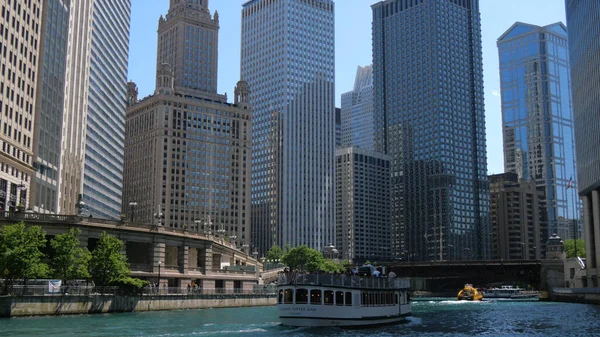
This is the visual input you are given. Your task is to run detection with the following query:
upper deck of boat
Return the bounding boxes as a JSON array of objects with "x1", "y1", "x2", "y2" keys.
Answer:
[{"x1": 277, "y1": 272, "x2": 410, "y2": 290}]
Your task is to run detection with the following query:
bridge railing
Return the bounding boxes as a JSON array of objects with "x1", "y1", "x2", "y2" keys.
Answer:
[{"x1": 0, "y1": 212, "x2": 80, "y2": 223}]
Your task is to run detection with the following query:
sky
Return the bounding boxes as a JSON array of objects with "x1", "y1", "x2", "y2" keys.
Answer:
[{"x1": 128, "y1": 0, "x2": 567, "y2": 176}]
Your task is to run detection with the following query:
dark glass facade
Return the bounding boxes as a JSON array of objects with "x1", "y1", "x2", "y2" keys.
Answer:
[{"x1": 372, "y1": 0, "x2": 490, "y2": 261}]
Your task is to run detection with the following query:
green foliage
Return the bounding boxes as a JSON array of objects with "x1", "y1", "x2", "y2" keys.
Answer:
[
  {"x1": 321, "y1": 259, "x2": 345, "y2": 273},
  {"x1": 265, "y1": 245, "x2": 284, "y2": 261},
  {"x1": 0, "y1": 223, "x2": 49, "y2": 290},
  {"x1": 89, "y1": 232, "x2": 130, "y2": 286},
  {"x1": 282, "y1": 246, "x2": 325, "y2": 272},
  {"x1": 111, "y1": 276, "x2": 149, "y2": 296},
  {"x1": 564, "y1": 239, "x2": 586, "y2": 258},
  {"x1": 50, "y1": 228, "x2": 91, "y2": 283}
]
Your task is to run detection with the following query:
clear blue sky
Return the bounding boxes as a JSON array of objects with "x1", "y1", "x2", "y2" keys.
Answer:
[{"x1": 128, "y1": 0, "x2": 567, "y2": 175}]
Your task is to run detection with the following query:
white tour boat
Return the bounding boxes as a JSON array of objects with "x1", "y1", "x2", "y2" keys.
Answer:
[
  {"x1": 277, "y1": 266, "x2": 411, "y2": 328},
  {"x1": 482, "y1": 285, "x2": 539, "y2": 300}
]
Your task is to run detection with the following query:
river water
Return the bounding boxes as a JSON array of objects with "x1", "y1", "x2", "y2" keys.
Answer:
[{"x1": 2, "y1": 299, "x2": 600, "y2": 336}]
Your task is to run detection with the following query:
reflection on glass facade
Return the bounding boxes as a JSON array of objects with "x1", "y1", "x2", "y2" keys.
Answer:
[
  {"x1": 372, "y1": 0, "x2": 490, "y2": 261},
  {"x1": 498, "y1": 22, "x2": 580, "y2": 239},
  {"x1": 242, "y1": 0, "x2": 336, "y2": 256},
  {"x1": 341, "y1": 65, "x2": 374, "y2": 151},
  {"x1": 565, "y1": 0, "x2": 600, "y2": 280},
  {"x1": 33, "y1": 0, "x2": 70, "y2": 213},
  {"x1": 83, "y1": 0, "x2": 131, "y2": 219}
]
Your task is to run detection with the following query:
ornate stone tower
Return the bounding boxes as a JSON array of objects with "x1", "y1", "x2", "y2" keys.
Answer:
[
  {"x1": 155, "y1": 63, "x2": 174, "y2": 95},
  {"x1": 157, "y1": 0, "x2": 219, "y2": 93},
  {"x1": 127, "y1": 81, "x2": 139, "y2": 106},
  {"x1": 234, "y1": 80, "x2": 250, "y2": 106}
]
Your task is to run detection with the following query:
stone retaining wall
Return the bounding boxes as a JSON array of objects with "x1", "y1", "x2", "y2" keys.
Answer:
[{"x1": 0, "y1": 294, "x2": 277, "y2": 317}]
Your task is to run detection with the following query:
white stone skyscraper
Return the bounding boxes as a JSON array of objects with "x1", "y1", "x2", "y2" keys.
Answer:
[
  {"x1": 242, "y1": 0, "x2": 336, "y2": 255},
  {"x1": 80, "y1": 0, "x2": 131, "y2": 219},
  {"x1": 123, "y1": 0, "x2": 252, "y2": 245}
]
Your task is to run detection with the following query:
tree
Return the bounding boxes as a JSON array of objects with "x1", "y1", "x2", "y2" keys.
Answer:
[
  {"x1": 265, "y1": 245, "x2": 284, "y2": 261},
  {"x1": 50, "y1": 228, "x2": 91, "y2": 285},
  {"x1": 282, "y1": 246, "x2": 325, "y2": 272},
  {"x1": 564, "y1": 239, "x2": 586, "y2": 258},
  {"x1": 0, "y1": 223, "x2": 48, "y2": 292},
  {"x1": 89, "y1": 232, "x2": 129, "y2": 286},
  {"x1": 321, "y1": 259, "x2": 345, "y2": 273}
]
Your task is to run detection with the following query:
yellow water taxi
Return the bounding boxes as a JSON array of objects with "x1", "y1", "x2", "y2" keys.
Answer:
[{"x1": 457, "y1": 284, "x2": 483, "y2": 301}]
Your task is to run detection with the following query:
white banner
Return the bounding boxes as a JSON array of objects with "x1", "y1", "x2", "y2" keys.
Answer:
[{"x1": 48, "y1": 280, "x2": 62, "y2": 293}]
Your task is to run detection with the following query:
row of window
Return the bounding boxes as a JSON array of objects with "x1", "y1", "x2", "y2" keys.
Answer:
[{"x1": 278, "y1": 288, "x2": 401, "y2": 307}]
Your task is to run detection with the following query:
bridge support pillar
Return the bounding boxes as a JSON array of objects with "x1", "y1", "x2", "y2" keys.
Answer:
[
  {"x1": 153, "y1": 238, "x2": 166, "y2": 280},
  {"x1": 179, "y1": 244, "x2": 189, "y2": 274},
  {"x1": 201, "y1": 244, "x2": 213, "y2": 273},
  {"x1": 78, "y1": 228, "x2": 89, "y2": 248}
]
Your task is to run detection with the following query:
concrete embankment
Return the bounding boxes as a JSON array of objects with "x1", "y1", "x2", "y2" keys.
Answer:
[
  {"x1": 546, "y1": 288, "x2": 600, "y2": 305},
  {"x1": 0, "y1": 294, "x2": 277, "y2": 317}
]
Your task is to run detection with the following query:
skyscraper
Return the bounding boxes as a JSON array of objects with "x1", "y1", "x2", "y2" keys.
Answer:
[
  {"x1": 340, "y1": 65, "x2": 374, "y2": 151},
  {"x1": 565, "y1": 0, "x2": 600, "y2": 286},
  {"x1": 336, "y1": 147, "x2": 390, "y2": 262},
  {"x1": 489, "y1": 173, "x2": 544, "y2": 260},
  {"x1": 123, "y1": 0, "x2": 252, "y2": 246},
  {"x1": 0, "y1": 0, "x2": 44, "y2": 212},
  {"x1": 242, "y1": 0, "x2": 336, "y2": 256},
  {"x1": 32, "y1": 0, "x2": 70, "y2": 214},
  {"x1": 81, "y1": 0, "x2": 131, "y2": 219},
  {"x1": 56, "y1": 0, "x2": 93, "y2": 216},
  {"x1": 497, "y1": 22, "x2": 580, "y2": 240},
  {"x1": 372, "y1": 0, "x2": 490, "y2": 261}
]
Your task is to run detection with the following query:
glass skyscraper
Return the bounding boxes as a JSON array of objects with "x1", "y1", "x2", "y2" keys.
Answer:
[
  {"x1": 565, "y1": 0, "x2": 600, "y2": 286},
  {"x1": 372, "y1": 0, "x2": 490, "y2": 261},
  {"x1": 340, "y1": 65, "x2": 375, "y2": 151},
  {"x1": 242, "y1": 0, "x2": 336, "y2": 256},
  {"x1": 83, "y1": 0, "x2": 131, "y2": 219},
  {"x1": 498, "y1": 22, "x2": 580, "y2": 240}
]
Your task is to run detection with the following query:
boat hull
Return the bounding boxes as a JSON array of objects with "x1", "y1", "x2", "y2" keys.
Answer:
[
  {"x1": 280, "y1": 313, "x2": 411, "y2": 328},
  {"x1": 482, "y1": 294, "x2": 539, "y2": 301}
]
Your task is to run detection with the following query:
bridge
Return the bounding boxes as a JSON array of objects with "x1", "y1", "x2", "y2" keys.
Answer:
[
  {"x1": 0, "y1": 212, "x2": 263, "y2": 292},
  {"x1": 386, "y1": 259, "x2": 564, "y2": 293}
]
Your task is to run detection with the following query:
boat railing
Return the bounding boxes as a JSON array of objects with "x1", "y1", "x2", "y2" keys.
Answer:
[{"x1": 277, "y1": 272, "x2": 409, "y2": 289}]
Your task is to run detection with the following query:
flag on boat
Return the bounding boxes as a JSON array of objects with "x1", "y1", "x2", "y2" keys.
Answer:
[{"x1": 566, "y1": 177, "x2": 573, "y2": 190}]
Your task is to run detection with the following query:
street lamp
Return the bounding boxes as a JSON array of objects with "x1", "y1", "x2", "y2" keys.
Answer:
[
  {"x1": 157, "y1": 261, "x2": 162, "y2": 291},
  {"x1": 128, "y1": 201, "x2": 138, "y2": 222}
]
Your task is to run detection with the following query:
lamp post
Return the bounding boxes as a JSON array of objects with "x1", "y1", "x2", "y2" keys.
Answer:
[
  {"x1": 194, "y1": 219, "x2": 202, "y2": 233},
  {"x1": 128, "y1": 201, "x2": 138, "y2": 222},
  {"x1": 157, "y1": 261, "x2": 162, "y2": 291}
]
